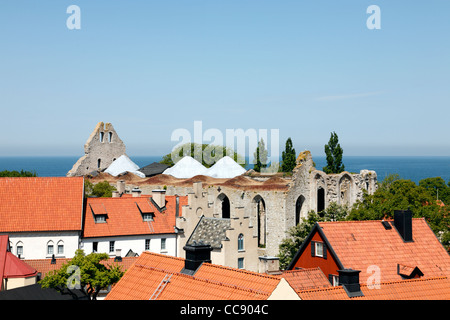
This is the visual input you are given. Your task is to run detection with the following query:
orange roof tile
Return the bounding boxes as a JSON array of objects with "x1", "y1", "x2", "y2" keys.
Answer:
[
  {"x1": 297, "y1": 277, "x2": 450, "y2": 300},
  {"x1": 105, "y1": 251, "x2": 281, "y2": 300},
  {"x1": 282, "y1": 268, "x2": 332, "y2": 292},
  {"x1": 317, "y1": 219, "x2": 450, "y2": 282},
  {"x1": 0, "y1": 177, "x2": 84, "y2": 232},
  {"x1": 83, "y1": 195, "x2": 188, "y2": 238}
]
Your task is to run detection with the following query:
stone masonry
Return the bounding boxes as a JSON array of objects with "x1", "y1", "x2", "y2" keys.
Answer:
[{"x1": 67, "y1": 122, "x2": 126, "y2": 177}]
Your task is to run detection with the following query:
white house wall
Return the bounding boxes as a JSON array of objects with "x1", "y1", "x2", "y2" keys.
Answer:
[
  {"x1": 6, "y1": 231, "x2": 80, "y2": 260},
  {"x1": 81, "y1": 234, "x2": 177, "y2": 257}
]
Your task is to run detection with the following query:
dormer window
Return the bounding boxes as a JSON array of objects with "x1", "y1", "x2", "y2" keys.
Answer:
[
  {"x1": 95, "y1": 214, "x2": 107, "y2": 223},
  {"x1": 142, "y1": 213, "x2": 154, "y2": 222}
]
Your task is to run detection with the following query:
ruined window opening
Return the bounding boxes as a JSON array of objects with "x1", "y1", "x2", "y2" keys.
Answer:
[
  {"x1": 108, "y1": 132, "x2": 113, "y2": 143},
  {"x1": 317, "y1": 187, "x2": 325, "y2": 214},
  {"x1": 295, "y1": 195, "x2": 305, "y2": 225},
  {"x1": 253, "y1": 195, "x2": 266, "y2": 248},
  {"x1": 100, "y1": 132, "x2": 104, "y2": 143},
  {"x1": 97, "y1": 158, "x2": 101, "y2": 169},
  {"x1": 222, "y1": 196, "x2": 230, "y2": 218}
]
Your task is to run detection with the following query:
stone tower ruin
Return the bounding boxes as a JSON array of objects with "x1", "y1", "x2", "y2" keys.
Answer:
[{"x1": 67, "y1": 122, "x2": 126, "y2": 177}]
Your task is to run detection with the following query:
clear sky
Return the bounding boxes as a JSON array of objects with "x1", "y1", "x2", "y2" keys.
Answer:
[{"x1": 1, "y1": 1, "x2": 449, "y2": 157}]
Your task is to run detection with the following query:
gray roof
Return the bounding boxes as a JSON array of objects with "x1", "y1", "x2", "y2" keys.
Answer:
[
  {"x1": 138, "y1": 162, "x2": 170, "y2": 177},
  {"x1": 187, "y1": 216, "x2": 231, "y2": 249}
]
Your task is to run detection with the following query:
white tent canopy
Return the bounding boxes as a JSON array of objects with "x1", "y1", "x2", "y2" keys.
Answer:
[
  {"x1": 205, "y1": 156, "x2": 246, "y2": 178},
  {"x1": 162, "y1": 156, "x2": 208, "y2": 178},
  {"x1": 105, "y1": 154, "x2": 145, "y2": 178},
  {"x1": 163, "y1": 156, "x2": 246, "y2": 179}
]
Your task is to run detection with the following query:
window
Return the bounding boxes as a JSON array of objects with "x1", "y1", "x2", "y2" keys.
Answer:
[
  {"x1": 161, "y1": 238, "x2": 166, "y2": 251},
  {"x1": 97, "y1": 158, "x2": 102, "y2": 169},
  {"x1": 143, "y1": 213, "x2": 153, "y2": 222},
  {"x1": 100, "y1": 132, "x2": 104, "y2": 142},
  {"x1": 315, "y1": 242, "x2": 324, "y2": 257},
  {"x1": 109, "y1": 241, "x2": 115, "y2": 253},
  {"x1": 332, "y1": 275, "x2": 339, "y2": 287},
  {"x1": 238, "y1": 258, "x2": 244, "y2": 269},
  {"x1": 108, "y1": 132, "x2": 113, "y2": 143},
  {"x1": 95, "y1": 214, "x2": 107, "y2": 223},
  {"x1": 311, "y1": 241, "x2": 327, "y2": 259},
  {"x1": 16, "y1": 244, "x2": 23, "y2": 258},
  {"x1": 47, "y1": 243, "x2": 54, "y2": 255},
  {"x1": 238, "y1": 234, "x2": 244, "y2": 251},
  {"x1": 57, "y1": 241, "x2": 64, "y2": 255},
  {"x1": 93, "y1": 242, "x2": 98, "y2": 253},
  {"x1": 145, "y1": 239, "x2": 150, "y2": 251}
]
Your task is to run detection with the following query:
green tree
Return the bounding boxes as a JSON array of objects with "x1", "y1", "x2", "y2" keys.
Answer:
[
  {"x1": 281, "y1": 137, "x2": 296, "y2": 173},
  {"x1": 159, "y1": 143, "x2": 246, "y2": 168},
  {"x1": 253, "y1": 138, "x2": 268, "y2": 173},
  {"x1": 323, "y1": 132, "x2": 344, "y2": 174},
  {"x1": 0, "y1": 169, "x2": 37, "y2": 177},
  {"x1": 85, "y1": 181, "x2": 116, "y2": 198},
  {"x1": 278, "y1": 211, "x2": 320, "y2": 269},
  {"x1": 419, "y1": 177, "x2": 450, "y2": 205},
  {"x1": 39, "y1": 249, "x2": 124, "y2": 300}
]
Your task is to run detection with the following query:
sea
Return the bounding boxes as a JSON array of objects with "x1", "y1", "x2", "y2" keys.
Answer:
[{"x1": 1, "y1": 156, "x2": 450, "y2": 184}]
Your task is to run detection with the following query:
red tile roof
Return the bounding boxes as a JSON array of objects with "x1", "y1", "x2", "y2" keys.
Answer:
[
  {"x1": 297, "y1": 276, "x2": 450, "y2": 300},
  {"x1": 282, "y1": 268, "x2": 332, "y2": 292},
  {"x1": 0, "y1": 177, "x2": 84, "y2": 232},
  {"x1": 317, "y1": 218, "x2": 450, "y2": 282},
  {"x1": 105, "y1": 251, "x2": 281, "y2": 300},
  {"x1": 83, "y1": 195, "x2": 188, "y2": 238},
  {"x1": 0, "y1": 235, "x2": 37, "y2": 287}
]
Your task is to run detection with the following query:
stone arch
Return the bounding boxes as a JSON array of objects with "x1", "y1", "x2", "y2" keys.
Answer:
[
  {"x1": 295, "y1": 195, "x2": 306, "y2": 225},
  {"x1": 339, "y1": 173, "x2": 353, "y2": 206},
  {"x1": 252, "y1": 195, "x2": 266, "y2": 248},
  {"x1": 217, "y1": 193, "x2": 230, "y2": 219}
]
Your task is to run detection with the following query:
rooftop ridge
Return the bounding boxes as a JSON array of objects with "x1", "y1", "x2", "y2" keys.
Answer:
[
  {"x1": 200, "y1": 261, "x2": 281, "y2": 281},
  {"x1": 134, "y1": 263, "x2": 272, "y2": 297},
  {"x1": 318, "y1": 217, "x2": 425, "y2": 224},
  {"x1": 298, "y1": 276, "x2": 449, "y2": 295}
]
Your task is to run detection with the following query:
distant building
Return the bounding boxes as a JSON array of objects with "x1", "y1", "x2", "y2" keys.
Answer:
[{"x1": 67, "y1": 122, "x2": 126, "y2": 177}]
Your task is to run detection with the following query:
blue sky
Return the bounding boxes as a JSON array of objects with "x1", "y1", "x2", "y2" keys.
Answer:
[{"x1": 1, "y1": 1, "x2": 449, "y2": 157}]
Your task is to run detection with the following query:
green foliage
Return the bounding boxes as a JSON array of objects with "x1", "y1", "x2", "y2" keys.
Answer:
[
  {"x1": 0, "y1": 169, "x2": 37, "y2": 177},
  {"x1": 323, "y1": 132, "x2": 345, "y2": 174},
  {"x1": 281, "y1": 137, "x2": 296, "y2": 173},
  {"x1": 253, "y1": 138, "x2": 268, "y2": 173},
  {"x1": 85, "y1": 180, "x2": 116, "y2": 198},
  {"x1": 159, "y1": 143, "x2": 246, "y2": 168},
  {"x1": 39, "y1": 249, "x2": 124, "y2": 300}
]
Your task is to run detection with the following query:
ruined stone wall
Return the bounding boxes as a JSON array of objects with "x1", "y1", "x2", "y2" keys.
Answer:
[{"x1": 67, "y1": 122, "x2": 126, "y2": 177}]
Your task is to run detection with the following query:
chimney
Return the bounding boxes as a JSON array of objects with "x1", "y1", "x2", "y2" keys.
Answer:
[
  {"x1": 112, "y1": 190, "x2": 120, "y2": 198},
  {"x1": 152, "y1": 189, "x2": 166, "y2": 208},
  {"x1": 114, "y1": 249, "x2": 122, "y2": 262},
  {"x1": 258, "y1": 256, "x2": 281, "y2": 275},
  {"x1": 132, "y1": 187, "x2": 141, "y2": 197},
  {"x1": 338, "y1": 269, "x2": 364, "y2": 298},
  {"x1": 181, "y1": 241, "x2": 212, "y2": 275},
  {"x1": 394, "y1": 209, "x2": 413, "y2": 242},
  {"x1": 117, "y1": 180, "x2": 125, "y2": 195}
]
